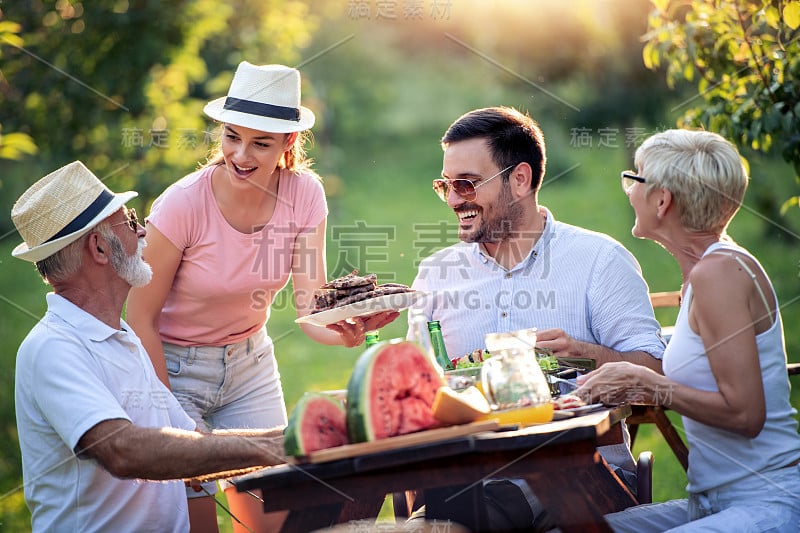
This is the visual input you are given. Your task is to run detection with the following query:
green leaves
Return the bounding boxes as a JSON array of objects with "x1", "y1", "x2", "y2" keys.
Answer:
[
  {"x1": 644, "y1": 0, "x2": 800, "y2": 207},
  {"x1": 0, "y1": 22, "x2": 36, "y2": 160},
  {"x1": 0, "y1": 21, "x2": 23, "y2": 48},
  {"x1": 784, "y1": 1, "x2": 800, "y2": 29},
  {"x1": 0, "y1": 0, "x2": 318, "y2": 205},
  {"x1": 0, "y1": 130, "x2": 38, "y2": 160}
]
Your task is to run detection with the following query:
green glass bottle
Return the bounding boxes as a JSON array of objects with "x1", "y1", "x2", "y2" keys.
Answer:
[
  {"x1": 427, "y1": 320, "x2": 454, "y2": 371},
  {"x1": 365, "y1": 330, "x2": 380, "y2": 347},
  {"x1": 409, "y1": 309, "x2": 440, "y2": 374}
]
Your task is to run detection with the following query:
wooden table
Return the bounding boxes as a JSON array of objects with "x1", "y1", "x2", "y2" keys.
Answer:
[{"x1": 234, "y1": 405, "x2": 635, "y2": 532}]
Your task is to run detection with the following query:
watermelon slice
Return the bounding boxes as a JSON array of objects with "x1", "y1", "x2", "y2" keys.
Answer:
[
  {"x1": 284, "y1": 392, "x2": 348, "y2": 456},
  {"x1": 346, "y1": 340, "x2": 445, "y2": 443}
]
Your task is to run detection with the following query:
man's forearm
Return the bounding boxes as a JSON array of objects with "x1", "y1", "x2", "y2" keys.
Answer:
[
  {"x1": 132, "y1": 426, "x2": 286, "y2": 480},
  {"x1": 577, "y1": 342, "x2": 663, "y2": 373},
  {"x1": 82, "y1": 420, "x2": 286, "y2": 480}
]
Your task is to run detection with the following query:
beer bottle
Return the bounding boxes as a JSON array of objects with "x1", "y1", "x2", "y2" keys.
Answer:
[
  {"x1": 409, "y1": 308, "x2": 441, "y2": 374},
  {"x1": 427, "y1": 320, "x2": 454, "y2": 371},
  {"x1": 365, "y1": 330, "x2": 380, "y2": 347}
]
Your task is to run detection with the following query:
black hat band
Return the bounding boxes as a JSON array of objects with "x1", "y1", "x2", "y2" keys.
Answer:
[
  {"x1": 223, "y1": 97, "x2": 300, "y2": 122},
  {"x1": 45, "y1": 189, "x2": 114, "y2": 243}
]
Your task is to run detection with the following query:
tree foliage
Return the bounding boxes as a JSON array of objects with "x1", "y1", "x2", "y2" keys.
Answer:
[
  {"x1": 0, "y1": 20, "x2": 37, "y2": 160},
  {"x1": 643, "y1": 0, "x2": 800, "y2": 211},
  {"x1": 0, "y1": 0, "x2": 316, "y2": 212}
]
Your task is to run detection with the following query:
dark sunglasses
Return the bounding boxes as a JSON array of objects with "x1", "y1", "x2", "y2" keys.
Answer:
[
  {"x1": 111, "y1": 208, "x2": 139, "y2": 232},
  {"x1": 621, "y1": 171, "x2": 646, "y2": 192},
  {"x1": 432, "y1": 164, "x2": 516, "y2": 202}
]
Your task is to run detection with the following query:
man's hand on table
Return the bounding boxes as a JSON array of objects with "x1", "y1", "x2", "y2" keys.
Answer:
[
  {"x1": 535, "y1": 328, "x2": 587, "y2": 357},
  {"x1": 537, "y1": 328, "x2": 662, "y2": 372}
]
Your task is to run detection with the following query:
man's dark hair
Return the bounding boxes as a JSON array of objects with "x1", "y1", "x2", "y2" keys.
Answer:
[{"x1": 441, "y1": 107, "x2": 546, "y2": 190}]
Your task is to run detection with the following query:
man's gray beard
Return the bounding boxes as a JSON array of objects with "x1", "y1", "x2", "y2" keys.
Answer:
[{"x1": 108, "y1": 236, "x2": 153, "y2": 288}]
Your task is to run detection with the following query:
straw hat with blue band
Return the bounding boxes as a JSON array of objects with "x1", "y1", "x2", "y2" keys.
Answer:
[
  {"x1": 203, "y1": 62, "x2": 315, "y2": 133},
  {"x1": 11, "y1": 161, "x2": 137, "y2": 263}
]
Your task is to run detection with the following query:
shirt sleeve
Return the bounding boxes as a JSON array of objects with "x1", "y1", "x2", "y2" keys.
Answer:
[
  {"x1": 293, "y1": 171, "x2": 328, "y2": 232},
  {"x1": 31, "y1": 334, "x2": 132, "y2": 453},
  {"x1": 147, "y1": 170, "x2": 205, "y2": 251},
  {"x1": 587, "y1": 243, "x2": 666, "y2": 358}
]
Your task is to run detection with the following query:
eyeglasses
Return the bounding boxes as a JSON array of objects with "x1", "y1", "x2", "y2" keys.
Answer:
[
  {"x1": 621, "y1": 171, "x2": 646, "y2": 192},
  {"x1": 111, "y1": 208, "x2": 139, "y2": 232},
  {"x1": 432, "y1": 164, "x2": 516, "y2": 202}
]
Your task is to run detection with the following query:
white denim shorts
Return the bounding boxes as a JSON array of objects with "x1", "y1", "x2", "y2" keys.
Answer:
[{"x1": 163, "y1": 328, "x2": 287, "y2": 497}]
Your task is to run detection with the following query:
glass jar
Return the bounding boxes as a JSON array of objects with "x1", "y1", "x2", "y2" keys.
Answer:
[
  {"x1": 481, "y1": 330, "x2": 553, "y2": 425},
  {"x1": 484, "y1": 328, "x2": 538, "y2": 354}
]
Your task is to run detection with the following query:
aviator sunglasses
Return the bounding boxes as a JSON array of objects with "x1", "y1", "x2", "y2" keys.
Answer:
[
  {"x1": 432, "y1": 164, "x2": 516, "y2": 202},
  {"x1": 111, "y1": 208, "x2": 139, "y2": 232}
]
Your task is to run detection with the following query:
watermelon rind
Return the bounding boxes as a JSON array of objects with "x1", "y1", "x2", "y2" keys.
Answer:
[
  {"x1": 284, "y1": 392, "x2": 347, "y2": 456},
  {"x1": 346, "y1": 339, "x2": 444, "y2": 443},
  {"x1": 345, "y1": 342, "x2": 383, "y2": 443}
]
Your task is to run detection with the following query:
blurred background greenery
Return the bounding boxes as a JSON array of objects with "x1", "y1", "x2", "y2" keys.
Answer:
[{"x1": 1, "y1": 1, "x2": 799, "y2": 530}]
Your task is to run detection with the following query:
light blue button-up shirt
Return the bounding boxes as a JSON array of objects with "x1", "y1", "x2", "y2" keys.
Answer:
[
  {"x1": 410, "y1": 208, "x2": 665, "y2": 361},
  {"x1": 409, "y1": 207, "x2": 665, "y2": 475}
]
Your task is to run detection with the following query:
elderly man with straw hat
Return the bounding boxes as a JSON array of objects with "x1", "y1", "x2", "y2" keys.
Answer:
[{"x1": 11, "y1": 161, "x2": 286, "y2": 533}]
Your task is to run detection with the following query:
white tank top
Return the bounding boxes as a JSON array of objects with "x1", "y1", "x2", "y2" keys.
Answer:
[{"x1": 662, "y1": 241, "x2": 800, "y2": 493}]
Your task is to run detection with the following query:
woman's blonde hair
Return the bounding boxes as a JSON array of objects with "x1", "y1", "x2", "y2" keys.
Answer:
[{"x1": 634, "y1": 129, "x2": 748, "y2": 234}]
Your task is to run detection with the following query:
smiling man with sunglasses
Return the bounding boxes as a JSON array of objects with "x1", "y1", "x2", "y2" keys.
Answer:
[{"x1": 408, "y1": 107, "x2": 666, "y2": 531}]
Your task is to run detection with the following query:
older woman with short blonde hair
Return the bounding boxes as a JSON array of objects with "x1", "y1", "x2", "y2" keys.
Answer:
[{"x1": 578, "y1": 129, "x2": 800, "y2": 532}]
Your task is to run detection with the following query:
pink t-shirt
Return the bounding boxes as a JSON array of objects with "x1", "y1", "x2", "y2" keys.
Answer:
[{"x1": 148, "y1": 165, "x2": 328, "y2": 346}]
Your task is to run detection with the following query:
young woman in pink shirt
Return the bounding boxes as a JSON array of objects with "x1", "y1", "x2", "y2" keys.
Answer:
[{"x1": 127, "y1": 62, "x2": 396, "y2": 533}]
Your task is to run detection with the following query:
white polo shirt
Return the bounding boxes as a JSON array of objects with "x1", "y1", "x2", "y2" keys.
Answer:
[{"x1": 15, "y1": 293, "x2": 195, "y2": 533}]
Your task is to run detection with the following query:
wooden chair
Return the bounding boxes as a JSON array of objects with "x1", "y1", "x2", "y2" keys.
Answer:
[
  {"x1": 392, "y1": 489, "x2": 421, "y2": 519},
  {"x1": 636, "y1": 450, "x2": 654, "y2": 504},
  {"x1": 650, "y1": 290, "x2": 680, "y2": 342},
  {"x1": 628, "y1": 405, "x2": 689, "y2": 472},
  {"x1": 649, "y1": 290, "x2": 681, "y2": 309}
]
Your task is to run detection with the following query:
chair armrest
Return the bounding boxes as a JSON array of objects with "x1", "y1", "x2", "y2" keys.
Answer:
[{"x1": 636, "y1": 451, "x2": 654, "y2": 504}]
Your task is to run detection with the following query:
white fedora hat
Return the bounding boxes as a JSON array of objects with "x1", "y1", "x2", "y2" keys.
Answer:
[
  {"x1": 203, "y1": 62, "x2": 315, "y2": 133},
  {"x1": 11, "y1": 161, "x2": 137, "y2": 263}
]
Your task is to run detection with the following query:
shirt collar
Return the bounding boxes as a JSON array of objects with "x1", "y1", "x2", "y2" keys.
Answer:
[
  {"x1": 474, "y1": 206, "x2": 555, "y2": 270},
  {"x1": 45, "y1": 292, "x2": 123, "y2": 342}
]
